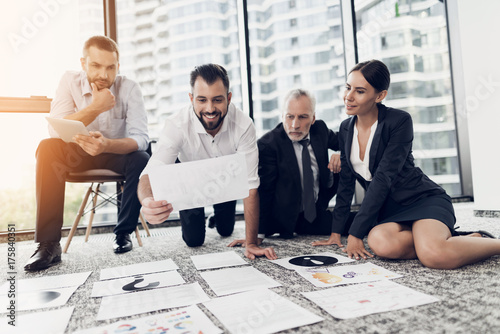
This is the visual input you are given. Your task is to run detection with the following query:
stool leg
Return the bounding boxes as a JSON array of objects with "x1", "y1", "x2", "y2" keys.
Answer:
[
  {"x1": 135, "y1": 227, "x2": 143, "y2": 247},
  {"x1": 63, "y1": 184, "x2": 93, "y2": 253},
  {"x1": 139, "y1": 212, "x2": 151, "y2": 237},
  {"x1": 84, "y1": 183, "x2": 100, "y2": 242}
]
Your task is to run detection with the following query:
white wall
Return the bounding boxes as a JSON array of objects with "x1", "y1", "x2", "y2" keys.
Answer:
[{"x1": 455, "y1": 0, "x2": 500, "y2": 212}]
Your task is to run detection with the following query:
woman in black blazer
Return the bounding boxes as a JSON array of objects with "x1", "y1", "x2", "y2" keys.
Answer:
[{"x1": 313, "y1": 60, "x2": 500, "y2": 269}]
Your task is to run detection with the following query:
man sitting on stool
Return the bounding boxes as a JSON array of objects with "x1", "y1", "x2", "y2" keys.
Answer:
[{"x1": 25, "y1": 36, "x2": 149, "y2": 272}]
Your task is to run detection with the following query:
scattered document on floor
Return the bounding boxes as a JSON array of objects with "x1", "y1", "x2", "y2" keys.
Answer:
[
  {"x1": 91, "y1": 271, "x2": 185, "y2": 297},
  {"x1": 0, "y1": 286, "x2": 79, "y2": 312},
  {"x1": 191, "y1": 250, "x2": 248, "y2": 270},
  {"x1": 75, "y1": 305, "x2": 222, "y2": 334},
  {"x1": 96, "y1": 282, "x2": 210, "y2": 320},
  {"x1": 269, "y1": 252, "x2": 354, "y2": 270},
  {"x1": 148, "y1": 153, "x2": 249, "y2": 212},
  {"x1": 99, "y1": 259, "x2": 179, "y2": 280},
  {"x1": 203, "y1": 288, "x2": 323, "y2": 334},
  {"x1": 200, "y1": 266, "x2": 281, "y2": 296},
  {"x1": 302, "y1": 280, "x2": 439, "y2": 319},
  {"x1": 0, "y1": 271, "x2": 91, "y2": 293},
  {"x1": 296, "y1": 262, "x2": 402, "y2": 288},
  {"x1": 0, "y1": 272, "x2": 90, "y2": 313},
  {"x1": 0, "y1": 307, "x2": 74, "y2": 334}
]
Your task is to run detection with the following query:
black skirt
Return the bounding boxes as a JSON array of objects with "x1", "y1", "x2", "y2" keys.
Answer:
[{"x1": 376, "y1": 192, "x2": 456, "y2": 234}]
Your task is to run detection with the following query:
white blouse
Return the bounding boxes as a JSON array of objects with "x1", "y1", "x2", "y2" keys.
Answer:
[{"x1": 351, "y1": 120, "x2": 378, "y2": 181}]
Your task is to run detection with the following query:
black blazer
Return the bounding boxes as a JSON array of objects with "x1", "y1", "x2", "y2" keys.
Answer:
[
  {"x1": 331, "y1": 104, "x2": 444, "y2": 238},
  {"x1": 258, "y1": 120, "x2": 339, "y2": 236}
]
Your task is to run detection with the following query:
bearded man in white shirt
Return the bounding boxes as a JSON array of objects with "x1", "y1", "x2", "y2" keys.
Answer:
[
  {"x1": 138, "y1": 63, "x2": 276, "y2": 260},
  {"x1": 25, "y1": 36, "x2": 150, "y2": 272}
]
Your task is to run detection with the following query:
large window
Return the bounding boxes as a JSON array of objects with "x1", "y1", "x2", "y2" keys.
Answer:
[
  {"x1": 115, "y1": 0, "x2": 244, "y2": 217},
  {"x1": 247, "y1": 0, "x2": 346, "y2": 137},
  {"x1": 116, "y1": 0, "x2": 243, "y2": 139},
  {"x1": 354, "y1": 0, "x2": 460, "y2": 195},
  {"x1": 0, "y1": 0, "x2": 468, "y2": 232},
  {"x1": 115, "y1": 0, "x2": 345, "y2": 137},
  {"x1": 0, "y1": 0, "x2": 104, "y2": 231}
]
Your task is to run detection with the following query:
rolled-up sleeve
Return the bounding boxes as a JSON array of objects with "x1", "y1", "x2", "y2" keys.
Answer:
[
  {"x1": 125, "y1": 82, "x2": 149, "y2": 152},
  {"x1": 238, "y1": 122, "x2": 260, "y2": 189},
  {"x1": 140, "y1": 118, "x2": 181, "y2": 177},
  {"x1": 48, "y1": 72, "x2": 77, "y2": 137}
]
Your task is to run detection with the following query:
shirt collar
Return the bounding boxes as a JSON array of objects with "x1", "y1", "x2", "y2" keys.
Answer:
[
  {"x1": 292, "y1": 133, "x2": 311, "y2": 144},
  {"x1": 218, "y1": 105, "x2": 231, "y2": 134},
  {"x1": 80, "y1": 72, "x2": 92, "y2": 97},
  {"x1": 190, "y1": 105, "x2": 207, "y2": 134}
]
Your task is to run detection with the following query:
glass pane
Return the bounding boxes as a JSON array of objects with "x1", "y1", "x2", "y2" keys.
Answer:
[
  {"x1": 0, "y1": 1, "x2": 104, "y2": 232},
  {"x1": 115, "y1": 0, "x2": 243, "y2": 215},
  {"x1": 247, "y1": 0, "x2": 346, "y2": 137},
  {"x1": 116, "y1": 0, "x2": 242, "y2": 140},
  {"x1": 354, "y1": 0, "x2": 461, "y2": 195}
]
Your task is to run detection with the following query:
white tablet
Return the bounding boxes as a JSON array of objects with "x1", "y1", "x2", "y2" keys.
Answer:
[{"x1": 46, "y1": 117, "x2": 90, "y2": 143}]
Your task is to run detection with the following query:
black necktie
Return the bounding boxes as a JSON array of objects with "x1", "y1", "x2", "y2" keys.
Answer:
[{"x1": 299, "y1": 139, "x2": 316, "y2": 223}]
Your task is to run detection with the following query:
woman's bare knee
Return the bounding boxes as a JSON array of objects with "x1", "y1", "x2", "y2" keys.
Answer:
[
  {"x1": 415, "y1": 242, "x2": 460, "y2": 269},
  {"x1": 368, "y1": 224, "x2": 416, "y2": 260},
  {"x1": 412, "y1": 219, "x2": 462, "y2": 269},
  {"x1": 367, "y1": 228, "x2": 399, "y2": 258}
]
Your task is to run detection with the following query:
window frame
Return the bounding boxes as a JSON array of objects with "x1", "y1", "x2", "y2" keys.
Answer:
[
  {"x1": 105, "y1": 1, "x2": 468, "y2": 158},
  {"x1": 0, "y1": 0, "x2": 473, "y2": 233}
]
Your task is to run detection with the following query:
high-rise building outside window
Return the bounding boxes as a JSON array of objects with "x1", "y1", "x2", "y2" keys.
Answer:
[
  {"x1": 0, "y1": 0, "x2": 467, "y2": 232},
  {"x1": 247, "y1": 0, "x2": 346, "y2": 137},
  {"x1": 354, "y1": 0, "x2": 461, "y2": 195},
  {"x1": 116, "y1": 0, "x2": 346, "y2": 138},
  {"x1": 116, "y1": 0, "x2": 242, "y2": 139},
  {"x1": 116, "y1": 0, "x2": 244, "y2": 216}
]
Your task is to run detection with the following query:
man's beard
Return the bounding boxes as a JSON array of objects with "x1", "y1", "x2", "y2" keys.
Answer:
[
  {"x1": 88, "y1": 77, "x2": 113, "y2": 89},
  {"x1": 195, "y1": 107, "x2": 228, "y2": 131}
]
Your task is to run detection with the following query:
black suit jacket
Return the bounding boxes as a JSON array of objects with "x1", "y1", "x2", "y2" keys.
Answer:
[
  {"x1": 258, "y1": 120, "x2": 339, "y2": 236},
  {"x1": 331, "y1": 104, "x2": 444, "y2": 238}
]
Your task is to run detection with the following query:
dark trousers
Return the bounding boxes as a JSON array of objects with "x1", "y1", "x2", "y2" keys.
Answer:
[
  {"x1": 180, "y1": 200, "x2": 236, "y2": 247},
  {"x1": 295, "y1": 210, "x2": 357, "y2": 236},
  {"x1": 261, "y1": 209, "x2": 357, "y2": 238},
  {"x1": 295, "y1": 210, "x2": 334, "y2": 236},
  {"x1": 35, "y1": 138, "x2": 149, "y2": 242}
]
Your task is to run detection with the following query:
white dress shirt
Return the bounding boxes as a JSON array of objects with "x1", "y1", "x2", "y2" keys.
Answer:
[
  {"x1": 49, "y1": 71, "x2": 149, "y2": 151},
  {"x1": 142, "y1": 103, "x2": 260, "y2": 189},
  {"x1": 351, "y1": 120, "x2": 378, "y2": 181}
]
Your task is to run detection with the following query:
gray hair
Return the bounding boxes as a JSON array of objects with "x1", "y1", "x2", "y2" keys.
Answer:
[{"x1": 283, "y1": 88, "x2": 316, "y2": 114}]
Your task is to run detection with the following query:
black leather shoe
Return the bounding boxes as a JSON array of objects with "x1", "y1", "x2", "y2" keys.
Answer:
[
  {"x1": 24, "y1": 241, "x2": 62, "y2": 272},
  {"x1": 113, "y1": 233, "x2": 133, "y2": 254},
  {"x1": 455, "y1": 229, "x2": 496, "y2": 238},
  {"x1": 477, "y1": 230, "x2": 496, "y2": 238}
]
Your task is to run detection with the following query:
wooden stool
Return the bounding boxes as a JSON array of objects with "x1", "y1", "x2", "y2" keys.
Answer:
[{"x1": 63, "y1": 169, "x2": 151, "y2": 253}]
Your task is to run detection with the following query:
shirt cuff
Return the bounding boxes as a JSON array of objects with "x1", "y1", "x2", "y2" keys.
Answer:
[
  {"x1": 129, "y1": 134, "x2": 149, "y2": 152},
  {"x1": 248, "y1": 177, "x2": 260, "y2": 189}
]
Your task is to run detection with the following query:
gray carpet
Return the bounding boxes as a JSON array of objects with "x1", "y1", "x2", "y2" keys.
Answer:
[{"x1": 2, "y1": 202, "x2": 500, "y2": 333}]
